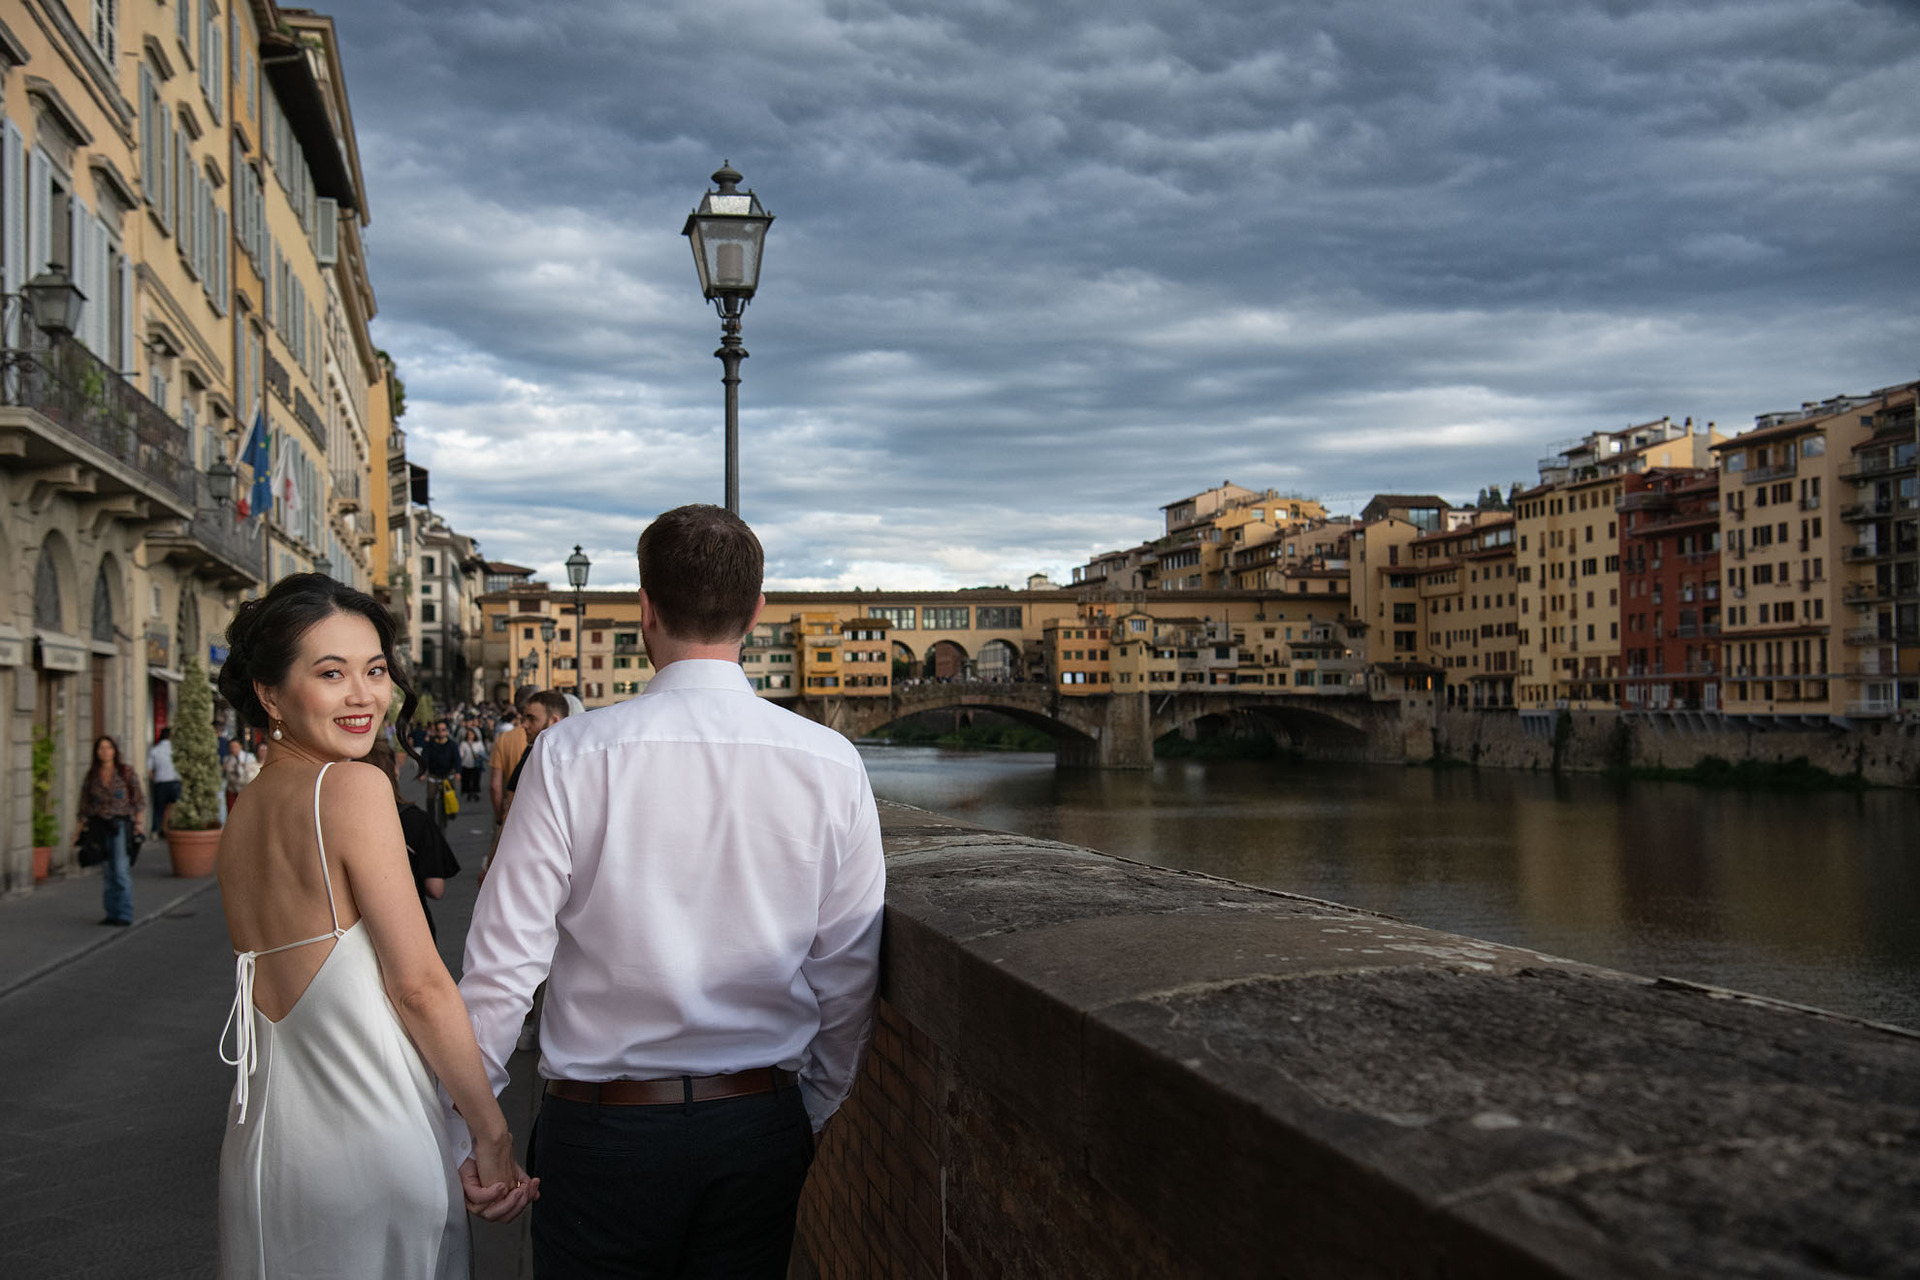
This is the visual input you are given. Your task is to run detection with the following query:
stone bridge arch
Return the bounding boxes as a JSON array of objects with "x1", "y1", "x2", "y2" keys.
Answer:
[
  {"x1": 807, "y1": 682, "x2": 1109, "y2": 764},
  {"x1": 794, "y1": 684, "x2": 1402, "y2": 770},
  {"x1": 1149, "y1": 692, "x2": 1380, "y2": 758}
]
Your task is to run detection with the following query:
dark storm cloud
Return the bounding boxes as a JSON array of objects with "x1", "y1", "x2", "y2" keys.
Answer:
[{"x1": 325, "y1": 0, "x2": 1920, "y2": 587}]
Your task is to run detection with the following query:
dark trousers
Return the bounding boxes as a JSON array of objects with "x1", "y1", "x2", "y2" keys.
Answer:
[{"x1": 529, "y1": 1081, "x2": 815, "y2": 1280}]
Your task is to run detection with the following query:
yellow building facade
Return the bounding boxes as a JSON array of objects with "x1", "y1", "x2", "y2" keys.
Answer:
[{"x1": 0, "y1": 0, "x2": 394, "y2": 892}]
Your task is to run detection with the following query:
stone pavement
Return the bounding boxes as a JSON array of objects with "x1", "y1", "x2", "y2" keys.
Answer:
[{"x1": 0, "y1": 799, "x2": 539, "y2": 1279}]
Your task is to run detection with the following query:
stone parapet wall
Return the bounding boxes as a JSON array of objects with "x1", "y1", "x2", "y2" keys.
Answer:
[
  {"x1": 1427, "y1": 706, "x2": 1920, "y2": 786},
  {"x1": 793, "y1": 803, "x2": 1920, "y2": 1279}
]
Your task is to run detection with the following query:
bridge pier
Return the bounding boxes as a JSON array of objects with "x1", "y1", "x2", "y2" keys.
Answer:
[{"x1": 1055, "y1": 689, "x2": 1154, "y2": 770}]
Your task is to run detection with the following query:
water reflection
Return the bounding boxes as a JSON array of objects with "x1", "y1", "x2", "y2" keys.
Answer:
[{"x1": 859, "y1": 746, "x2": 1920, "y2": 1029}]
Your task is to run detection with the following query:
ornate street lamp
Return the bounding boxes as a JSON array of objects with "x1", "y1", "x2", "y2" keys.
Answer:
[
  {"x1": 683, "y1": 162, "x2": 773, "y2": 514},
  {"x1": 565, "y1": 545, "x2": 590, "y2": 699},
  {"x1": 206, "y1": 456, "x2": 238, "y2": 508},
  {"x1": 540, "y1": 615, "x2": 557, "y2": 688},
  {"x1": 22, "y1": 264, "x2": 86, "y2": 340}
]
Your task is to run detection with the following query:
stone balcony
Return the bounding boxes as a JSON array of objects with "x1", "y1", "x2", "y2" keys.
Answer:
[{"x1": 0, "y1": 335, "x2": 197, "y2": 525}]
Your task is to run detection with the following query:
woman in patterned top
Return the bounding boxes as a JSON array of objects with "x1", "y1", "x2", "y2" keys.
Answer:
[{"x1": 75, "y1": 735, "x2": 145, "y2": 927}]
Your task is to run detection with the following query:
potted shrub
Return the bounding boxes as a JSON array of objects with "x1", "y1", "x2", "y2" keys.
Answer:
[
  {"x1": 166, "y1": 656, "x2": 223, "y2": 877},
  {"x1": 30, "y1": 730, "x2": 57, "y2": 881}
]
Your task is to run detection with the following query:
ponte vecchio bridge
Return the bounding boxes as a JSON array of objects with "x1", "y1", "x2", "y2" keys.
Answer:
[{"x1": 481, "y1": 585, "x2": 1426, "y2": 768}]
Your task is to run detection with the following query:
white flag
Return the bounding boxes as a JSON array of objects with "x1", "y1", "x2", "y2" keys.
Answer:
[{"x1": 273, "y1": 437, "x2": 303, "y2": 530}]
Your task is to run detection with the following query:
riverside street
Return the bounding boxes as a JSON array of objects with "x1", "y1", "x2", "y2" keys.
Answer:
[{"x1": 0, "y1": 801, "x2": 537, "y2": 1279}]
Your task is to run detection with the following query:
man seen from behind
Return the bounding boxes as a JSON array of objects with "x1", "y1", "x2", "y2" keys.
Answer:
[{"x1": 460, "y1": 504, "x2": 886, "y2": 1278}]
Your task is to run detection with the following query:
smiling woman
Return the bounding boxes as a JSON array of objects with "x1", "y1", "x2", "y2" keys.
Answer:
[
  {"x1": 211, "y1": 573, "x2": 537, "y2": 1274},
  {"x1": 217, "y1": 573, "x2": 421, "y2": 756}
]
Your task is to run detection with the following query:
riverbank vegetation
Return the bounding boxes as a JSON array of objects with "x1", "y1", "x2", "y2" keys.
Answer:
[{"x1": 1609, "y1": 756, "x2": 1871, "y2": 792}]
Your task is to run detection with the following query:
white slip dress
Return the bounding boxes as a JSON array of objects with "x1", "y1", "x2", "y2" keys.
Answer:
[{"x1": 218, "y1": 762, "x2": 470, "y2": 1279}]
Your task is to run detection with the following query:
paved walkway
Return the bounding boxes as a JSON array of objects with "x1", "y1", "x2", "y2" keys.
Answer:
[{"x1": 0, "y1": 800, "x2": 538, "y2": 1279}]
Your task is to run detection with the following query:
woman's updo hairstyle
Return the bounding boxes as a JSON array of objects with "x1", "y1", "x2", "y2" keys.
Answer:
[{"x1": 218, "y1": 574, "x2": 418, "y2": 744}]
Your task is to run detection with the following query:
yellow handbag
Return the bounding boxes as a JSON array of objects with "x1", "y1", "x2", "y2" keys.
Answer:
[{"x1": 442, "y1": 778, "x2": 459, "y2": 818}]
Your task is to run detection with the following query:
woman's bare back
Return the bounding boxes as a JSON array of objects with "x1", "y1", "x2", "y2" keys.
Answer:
[{"x1": 217, "y1": 760, "x2": 367, "y2": 1021}]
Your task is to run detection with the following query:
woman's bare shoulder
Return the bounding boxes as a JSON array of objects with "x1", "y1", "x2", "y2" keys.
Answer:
[{"x1": 317, "y1": 761, "x2": 403, "y2": 841}]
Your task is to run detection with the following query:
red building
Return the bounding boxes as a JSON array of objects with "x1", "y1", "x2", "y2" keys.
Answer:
[{"x1": 1619, "y1": 468, "x2": 1723, "y2": 712}]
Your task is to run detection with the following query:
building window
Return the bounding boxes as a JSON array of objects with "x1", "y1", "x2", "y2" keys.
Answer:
[
  {"x1": 867, "y1": 607, "x2": 914, "y2": 630},
  {"x1": 922, "y1": 606, "x2": 969, "y2": 630},
  {"x1": 422, "y1": 602, "x2": 436, "y2": 623},
  {"x1": 975, "y1": 606, "x2": 1021, "y2": 629}
]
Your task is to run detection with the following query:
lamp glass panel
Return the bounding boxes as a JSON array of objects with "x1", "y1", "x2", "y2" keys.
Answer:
[{"x1": 694, "y1": 217, "x2": 767, "y2": 295}]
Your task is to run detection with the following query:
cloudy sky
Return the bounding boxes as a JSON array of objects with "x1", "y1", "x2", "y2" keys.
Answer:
[{"x1": 324, "y1": 0, "x2": 1920, "y2": 591}]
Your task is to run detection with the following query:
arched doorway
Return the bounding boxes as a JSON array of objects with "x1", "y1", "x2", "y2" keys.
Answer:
[
  {"x1": 975, "y1": 638, "x2": 1019, "y2": 682},
  {"x1": 923, "y1": 640, "x2": 968, "y2": 681},
  {"x1": 891, "y1": 640, "x2": 916, "y2": 684},
  {"x1": 32, "y1": 543, "x2": 72, "y2": 855}
]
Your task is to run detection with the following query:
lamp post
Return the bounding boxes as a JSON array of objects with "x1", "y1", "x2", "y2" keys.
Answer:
[
  {"x1": 565, "y1": 545, "x2": 591, "y2": 700},
  {"x1": 683, "y1": 162, "x2": 773, "y2": 515},
  {"x1": 540, "y1": 616, "x2": 557, "y2": 689}
]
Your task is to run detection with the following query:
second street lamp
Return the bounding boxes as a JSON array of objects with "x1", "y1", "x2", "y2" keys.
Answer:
[
  {"x1": 683, "y1": 161, "x2": 773, "y2": 515},
  {"x1": 541, "y1": 616, "x2": 557, "y2": 689},
  {"x1": 566, "y1": 545, "x2": 591, "y2": 699}
]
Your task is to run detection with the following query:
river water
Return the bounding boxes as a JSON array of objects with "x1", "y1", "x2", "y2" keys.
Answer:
[{"x1": 858, "y1": 745, "x2": 1920, "y2": 1030}]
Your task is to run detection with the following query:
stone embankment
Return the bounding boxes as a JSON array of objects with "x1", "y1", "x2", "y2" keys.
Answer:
[
  {"x1": 792, "y1": 803, "x2": 1920, "y2": 1279},
  {"x1": 1423, "y1": 706, "x2": 1920, "y2": 787}
]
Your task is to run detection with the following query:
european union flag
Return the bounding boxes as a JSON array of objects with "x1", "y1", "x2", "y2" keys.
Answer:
[{"x1": 241, "y1": 409, "x2": 272, "y2": 519}]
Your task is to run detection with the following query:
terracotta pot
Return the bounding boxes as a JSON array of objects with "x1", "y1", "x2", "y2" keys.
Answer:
[
  {"x1": 166, "y1": 826, "x2": 222, "y2": 878},
  {"x1": 31, "y1": 846, "x2": 51, "y2": 882}
]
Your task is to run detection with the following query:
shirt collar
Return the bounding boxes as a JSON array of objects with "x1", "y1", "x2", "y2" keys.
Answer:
[{"x1": 640, "y1": 658, "x2": 755, "y2": 696}]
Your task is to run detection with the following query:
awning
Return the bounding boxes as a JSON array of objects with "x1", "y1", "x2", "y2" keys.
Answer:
[
  {"x1": 0, "y1": 623, "x2": 23, "y2": 668},
  {"x1": 148, "y1": 665, "x2": 184, "y2": 685}
]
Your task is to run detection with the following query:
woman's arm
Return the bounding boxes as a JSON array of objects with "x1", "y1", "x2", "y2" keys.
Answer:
[{"x1": 321, "y1": 763, "x2": 532, "y2": 1213}]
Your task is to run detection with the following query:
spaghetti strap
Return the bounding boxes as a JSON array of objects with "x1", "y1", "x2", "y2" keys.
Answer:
[{"x1": 312, "y1": 761, "x2": 342, "y2": 937}]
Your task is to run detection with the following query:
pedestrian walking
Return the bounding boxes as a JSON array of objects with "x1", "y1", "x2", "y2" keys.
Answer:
[
  {"x1": 457, "y1": 727, "x2": 484, "y2": 802},
  {"x1": 146, "y1": 727, "x2": 180, "y2": 834},
  {"x1": 483, "y1": 688, "x2": 534, "y2": 882},
  {"x1": 419, "y1": 720, "x2": 460, "y2": 831},
  {"x1": 75, "y1": 735, "x2": 145, "y2": 927},
  {"x1": 223, "y1": 737, "x2": 261, "y2": 817},
  {"x1": 461, "y1": 505, "x2": 884, "y2": 1276}
]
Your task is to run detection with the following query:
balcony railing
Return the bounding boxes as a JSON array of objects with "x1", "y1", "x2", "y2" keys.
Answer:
[
  {"x1": 1846, "y1": 699, "x2": 1897, "y2": 718},
  {"x1": 144, "y1": 474, "x2": 267, "y2": 586},
  {"x1": 1742, "y1": 461, "x2": 1798, "y2": 485},
  {"x1": 1838, "y1": 454, "x2": 1917, "y2": 481},
  {"x1": 1841, "y1": 499, "x2": 1897, "y2": 522},
  {"x1": 1844, "y1": 625, "x2": 1920, "y2": 645},
  {"x1": 2, "y1": 334, "x2": 196, "y2": 507}
]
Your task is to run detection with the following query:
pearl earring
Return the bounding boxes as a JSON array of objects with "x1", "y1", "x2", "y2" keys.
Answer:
[{"x1": 271, "y1": 722, "x2": 283, "y2": 741}]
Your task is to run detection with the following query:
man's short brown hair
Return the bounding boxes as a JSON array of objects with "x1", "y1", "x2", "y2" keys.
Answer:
[
  {"x1": 636, "y1": 505, "x2": 763, "y2": 642},
  {"x1": 528, "y1": 690, "x2": 571, "y2": 721}
]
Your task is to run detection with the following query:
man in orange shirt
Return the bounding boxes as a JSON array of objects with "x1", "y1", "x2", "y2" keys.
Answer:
[{"x1": 484, "y1": 687, "x2": 535, "y2": 880}]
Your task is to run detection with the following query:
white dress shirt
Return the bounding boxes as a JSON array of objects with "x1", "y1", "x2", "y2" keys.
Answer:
[{"x1": 459, "y1": 659, "x2": 886, "y2": 1131}]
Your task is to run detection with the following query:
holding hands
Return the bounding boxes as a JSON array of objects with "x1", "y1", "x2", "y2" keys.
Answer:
[{"x1": 459, "y1": 1128, "x2": 539, "y2": 1223}]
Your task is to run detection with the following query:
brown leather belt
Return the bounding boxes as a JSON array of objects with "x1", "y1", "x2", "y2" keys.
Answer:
[{"x1": 545, "y1": 1068, "x2": 792, "y2": 1107}]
